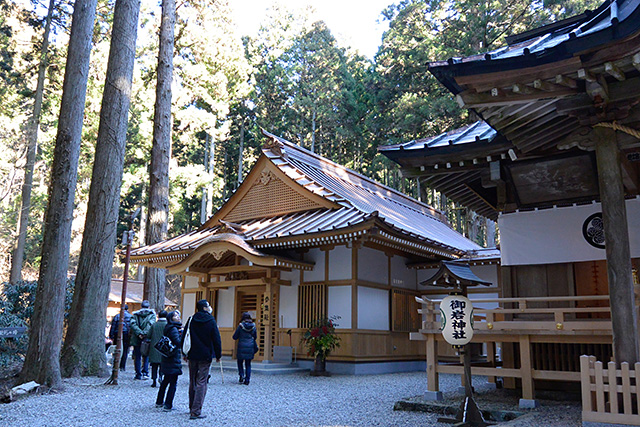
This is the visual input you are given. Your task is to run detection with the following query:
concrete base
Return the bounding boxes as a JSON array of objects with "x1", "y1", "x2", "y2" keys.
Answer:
[
  {"x1": 519, "y1": 398, "x2": 539, "y2": 409},
  {"x1": 423, "y1": 391, "x2": 444, "y2": 401},
  {"x1": 296, "y1": 359, "x2": 427, "y2": 375}
]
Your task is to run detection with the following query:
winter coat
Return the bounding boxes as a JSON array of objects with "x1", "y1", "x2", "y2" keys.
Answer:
[
  {"x1": 233, "y1": 320, "x2": 257, "y2": 361},
  {"x1": 148, "y1": 318, "x2": 167, "y2": 364},
  {"x1": 160, "y1": 320, "x2": 183, "y2": 376},
  {"x1": 183, "y1": 311, "x2": 222, "y2": 362},
  {"x1": 108, "y1": 310, "x2": 132, "y2": 340},
  {"x1": 130, "y1": 308, "x2": 156, "y2": 346}
]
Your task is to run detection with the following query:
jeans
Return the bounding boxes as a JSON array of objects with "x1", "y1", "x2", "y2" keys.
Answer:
[
  {"x1": 133, "y1": 344, "x2": 149, "y2": 378},
  {"x1": 237, "y1": 359, "x2": 251, "y2": 381},
  {"x1": 188, "y1": 359, "x2": 211, "y2": 417},
  {"x1": 119, "y1": 333, "x2": 130, "y2": 370},
  {"x1": 151, "y1": 363, "x2": 163, "y2": 381},
  {"x1": 156, "y1": 373, "x2": 179, "y2": 409}
]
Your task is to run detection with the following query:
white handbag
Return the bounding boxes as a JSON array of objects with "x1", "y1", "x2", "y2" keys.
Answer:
[{"x1": 183, "y1": 317, "x2": 192, "y2": 356}]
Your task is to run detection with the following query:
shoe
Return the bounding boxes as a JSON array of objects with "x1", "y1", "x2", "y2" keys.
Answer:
[
  {"x1": 239, "y1": 376, "x2": 244, "y2": 383},
  {"x1": 162, "y1": 407, "x2": 176, "y2": 412},
  {"x1": 156, "y1": 404, "x2": 163, "y2": 408},
  {"x1": 243, "y1": 379, "x2": 250, "y2": 385},
  {"x1": 151, "y1": 380, "x2": 156, "y2": 388},
  {"x1": 134, "y1": 376, "x2": 142, "y2": 380},
  {"x1": 189, "y1": 415, "x2": 207, "y2": 420},
  {"x1": 142, "y1": 375, "x2": 150, "y2": 380}
]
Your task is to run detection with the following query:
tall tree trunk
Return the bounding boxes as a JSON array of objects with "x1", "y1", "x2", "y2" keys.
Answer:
[
  {"x1": 136, "y1": 184, "x2": 147, "y2": 281},
  {"x1": 10, "y1": 0, "x2": 56, "y2": 284},
  {"x1": 206, "y1": 133, "x2": 214, "y2": 219},
  {"x1": 144, "y1": 0, "x2": 175, "y2": 312},
  {"x1": 200, "y1": 133, "x2": 209, "y2": 224},
  {"x1": 61, "y1": 0, "x2": 141, "y2": 377},
  {"x1": 310, "y1": 105, "x2": 316, "y2": 153},
  {"x1": 237, "y1": 120, "x2": 244, "y2": 187},
  {"x1": 19, "y1": 0, "x2": 98, "y2": 390}
]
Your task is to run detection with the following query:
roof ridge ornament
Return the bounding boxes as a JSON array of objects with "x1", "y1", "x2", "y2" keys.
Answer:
[{"x1": 262, "y1": 136, "x2": 287, "y2": 158}]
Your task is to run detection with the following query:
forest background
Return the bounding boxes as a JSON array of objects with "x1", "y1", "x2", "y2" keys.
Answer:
[{"x1": 0, "y1": 0, "x2": 599, "y2": 290}]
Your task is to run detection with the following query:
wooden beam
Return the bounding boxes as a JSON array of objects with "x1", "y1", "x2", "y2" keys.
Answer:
[
  {"x1": 205, "y1": 265, "x2": 268, "y2": 275},
  {"x1": 621, "y1": 156, "x2": 639, "y2": 194},
  {"x1": 577, "y1": 68, "x2": 597, "y2": 82},
  {"x1": 203, "y1": 278, "x2": 264, "y2": 288},
  {"x1": 605, "y1": 62, "x2": 626, "y2": 81},
  {"x1": 457, "y1": 86, "x2": 577, "y2": 108},
  {"x1": 633, "y1": 53, "x2": 640, "y2": 72},
  {"x1": 533, "y1": 79, "x2": 562, "y2": 92},
  {"x1": 555, "y1": 74, "x2": 578, "y2": 89}
]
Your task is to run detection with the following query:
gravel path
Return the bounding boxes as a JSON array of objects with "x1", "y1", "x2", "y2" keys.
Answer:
[{"x1": 0, "y1": 366, "x2": 581, "y2": 426}]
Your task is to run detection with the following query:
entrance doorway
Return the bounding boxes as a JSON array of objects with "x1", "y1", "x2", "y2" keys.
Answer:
[{"x1": 235, "y1": 287, "x2": 279, "y2": 361}]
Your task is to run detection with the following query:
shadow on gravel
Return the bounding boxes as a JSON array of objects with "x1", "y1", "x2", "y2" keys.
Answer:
[{"x1": 394, "y1": 386, "x2": 581, "y2": 424}]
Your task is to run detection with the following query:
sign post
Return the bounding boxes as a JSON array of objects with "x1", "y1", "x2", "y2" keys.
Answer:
[{"x1": 438, "y1": 290, "x2": 490, "y2": 427}]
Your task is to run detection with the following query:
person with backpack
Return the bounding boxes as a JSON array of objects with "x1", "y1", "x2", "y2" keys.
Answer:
[
  {"x1": 130, "y1": 300, "x2": 156, "y2": 380},
  {"x1": 108, "y1": 304, "x2": 132, "y2": 371},
  {"x1": 156, "y1": 310, "x2": 182, "y2": 412},
  {"x1": 148, "y1": 310, "x2": 168, "y2": 387},
  {"x1": 233, "y1": 312, "x2": 257, "y2": 385},
  {"x1": 182, "y1": 299, "x2": 221, "y2": 420}
]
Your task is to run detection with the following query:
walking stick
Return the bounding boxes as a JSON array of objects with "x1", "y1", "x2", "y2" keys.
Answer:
[{"x1": 219, "y1": 359, "x2": 224, "y2": 384}]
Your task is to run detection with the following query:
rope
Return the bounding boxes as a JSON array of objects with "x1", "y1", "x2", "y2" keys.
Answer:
[{"x1": 593, "y1": 121, "x2": 640, "y2": 139}]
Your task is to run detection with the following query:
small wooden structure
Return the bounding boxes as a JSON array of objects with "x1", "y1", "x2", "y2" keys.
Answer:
[
  {"x1": 580, "y1": 355, "x2": 640, "y2": 425},
  {"x1": 130, "y1": 131, "x2": 499, "y2": 371},
  {"x1": 381, "y1": 0, "x2": 640, "y2": 408}
]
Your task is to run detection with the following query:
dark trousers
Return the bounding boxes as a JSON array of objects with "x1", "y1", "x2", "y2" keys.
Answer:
[
  {"x1": 237, "y1": 358, "x2": 251, "y2": 381},
  {"x1": 188, "y1": 359, "x2": 211, "y2": 417},
  {"x1": 156, "y1": 373, "x2": 179, "y2": 409},
  {"x1": 133, "y1": 344, "x2": 149, "y2": 377},
  {"x1": 151, "y1": 363, "x2": 163, "y2": 381},
  {"x1": 119, "y1": 333, "x2": 130, "y2": 370}
]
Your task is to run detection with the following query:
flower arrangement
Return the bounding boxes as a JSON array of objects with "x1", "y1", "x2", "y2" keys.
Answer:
[{"x1": 301, "y1": 316, "x2": 341, "y2": 360}]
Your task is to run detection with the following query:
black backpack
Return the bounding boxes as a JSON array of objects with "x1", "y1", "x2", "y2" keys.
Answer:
[{"x1": 154, "y1": 336, "x2": 176, "y2": 357}]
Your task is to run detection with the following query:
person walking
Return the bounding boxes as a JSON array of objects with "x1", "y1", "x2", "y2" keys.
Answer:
[
  {"x1": 148, "y1": 310, "x2": 168, "y2": 387},
  {"x1": 108, "y1": 304, "x2": 132, "y2": 371},
  {"x1": 156, "y1": 310, "x2": 182, "y2": 412},
  {"x1": 233, "y1": 312, "x2": 257, "y2": 385},
  {"x1": 183, "y1": 299, "x2": 221, "y2": 420},
  {"x1": 130, "y1": 300, "x2": 156, "y2": 380}
]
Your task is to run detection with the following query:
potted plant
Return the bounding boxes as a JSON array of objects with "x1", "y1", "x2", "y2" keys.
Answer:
[{"x1": 301, "y1": 316, "x2": 340, "y2": 376}]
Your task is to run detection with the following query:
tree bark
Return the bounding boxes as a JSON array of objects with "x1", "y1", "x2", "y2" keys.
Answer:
[
  {"x1": 594, "y1": 126, "x2": 638, "y2": 365},
  {"x1": 61, "y1": 0, "x2": 141, "y2": 377},
  {"x1": 19, "y1": 0, "x2": 98, "y2": 390},
  {"x1": 10, "y1": 0, "x2": 56, "y2": 284},
  {"x1": 144, "y1": 0, "x2": 175, "y2": 312},
  {"x1": 486, "y1": 218, "x2": 496, "y2": 247},
  {"x1": 237, "y1": 120, "x2": 244, "y2": 186}
]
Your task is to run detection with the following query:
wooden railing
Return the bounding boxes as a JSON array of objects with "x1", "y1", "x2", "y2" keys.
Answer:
[
  {"x1": 581, "y1": 355, "x2": 640, "y2": 425},
  {"x1": 412, "y1": 295, "x2": 622, "y2": 403}
]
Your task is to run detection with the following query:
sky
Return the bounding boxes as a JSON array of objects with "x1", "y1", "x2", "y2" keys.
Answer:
[{"x1": 229, "y1": 0, "x2": 394, "y2": 59}]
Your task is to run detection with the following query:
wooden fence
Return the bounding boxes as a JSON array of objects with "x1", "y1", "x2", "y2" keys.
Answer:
[{"x1": 580, "y1": 355, "x2": 640, "y2": 425}]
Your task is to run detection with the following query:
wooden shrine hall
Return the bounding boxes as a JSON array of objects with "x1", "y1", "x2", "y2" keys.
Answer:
[
  {"x1": 130, "y1": 130, "x2": 499, "y2": 374},
  {"x1": 381, "y1": 0, "x2": 640, "y2": 415}
]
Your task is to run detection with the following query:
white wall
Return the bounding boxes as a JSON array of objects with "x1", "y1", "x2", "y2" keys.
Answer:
[
  {"x1": 182, "y1": 293, "x2": 196, "y2": 321},
  {"x1": 279, "y1": 270, "x2": 299, "y2": 328},
  {"x1": 499, "y1": 197, "x2": 640, "y2": 265},
  {"x1": 303, "y1": 248, "x2": 325, "y2": 282},
  {"x1": 390, "y1": 255, "x2": 416, "y2": 290},
  {"x1": 358, "y1": 246, "x2": 388, "y2": 284},
  {"x1": 329, "y1": 245, "x2": 352, "y2": 281},
  {"x1": 216, "y1": 287, "x2": 235, "y2": 328},
  {"x1": 328, "y1": 286, "x2": 351, "y2": 329},
  {"x1": 358, "y1": 287, "x2": 389, "y2": 330},
  {"x1": 184, "y1": 275, "x2": 199, "y2": 289}
]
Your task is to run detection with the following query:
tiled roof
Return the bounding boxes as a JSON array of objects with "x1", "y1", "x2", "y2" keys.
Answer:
[
  {"x1": 263, "y1": 131, "x2": 483, "y2": 253},
  {"x1": 132, "y1": 132, "x2": 488, "y2": 261},
  {"x1": 378, "y1": 121, "x2": 496, "y2": 151}
]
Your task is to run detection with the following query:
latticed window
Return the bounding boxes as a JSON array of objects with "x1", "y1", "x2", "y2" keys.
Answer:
[
  {"x1": 392, "y1": 289, "x2": 421, "y2": 332},
  {"x1": 298, "y1": 283, "x2": 327, "y2": 329}
]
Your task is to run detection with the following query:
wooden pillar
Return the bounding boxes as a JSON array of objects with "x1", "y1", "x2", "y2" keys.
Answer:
[
  {"x1": 426, "y1": 334, "x2": 439, "y2": 392},
  {"x1": 519, "y1": 335, "x2": 534, "y2": 400},
  {"x1": 264, "y1": 269, "x2": 273, "y2": 362},
  {"x1": 594, "y1": 126, "x2": 638, "y2": 365},
  {"x1": 351, "y1": 244, "x2": 359, "y2": 330}
]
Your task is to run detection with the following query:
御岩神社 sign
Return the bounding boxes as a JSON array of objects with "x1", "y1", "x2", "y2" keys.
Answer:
[{"x1": 440, "y1": 295, "x2": 473, "y2": 346}]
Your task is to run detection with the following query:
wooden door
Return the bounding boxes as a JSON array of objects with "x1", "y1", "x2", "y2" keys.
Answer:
[{"x1": 236, "y1": 289, "x2": 261, "y2": 360}]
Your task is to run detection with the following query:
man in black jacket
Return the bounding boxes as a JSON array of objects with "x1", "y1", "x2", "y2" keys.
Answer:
[
  {"x1": 183, "y1": 299, "x2": 222, "y2": 420},
  {"x1": 109, "y1": 304, "x2": 132, "y2": 371}
]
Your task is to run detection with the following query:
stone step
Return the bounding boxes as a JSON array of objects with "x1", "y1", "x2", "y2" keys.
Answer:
[{"x1": 215, "y1": 359, "x2": 309, "y2": 375}]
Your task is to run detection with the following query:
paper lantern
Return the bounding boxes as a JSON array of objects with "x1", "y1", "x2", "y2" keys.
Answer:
[{"x1": 440, "y1": 295, "x2": 474, "y2": 346}]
